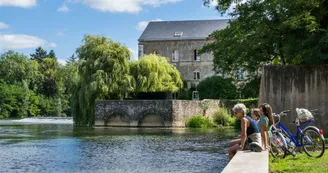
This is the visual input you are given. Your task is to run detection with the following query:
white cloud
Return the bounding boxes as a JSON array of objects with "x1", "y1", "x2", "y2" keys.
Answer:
[
  {"x1": 57, "y1": 5, "x2": 70, "y2": 12},
  {"x1": 57, "y1": 59, "x2": 67, "y2": 66},
  {"x1": 80, "y1": 0, "x2": 183, "y2": 13},
  {"x1": 209, "y1": 0, "x2": 218, "y2": 7},
  {"x1": 0, "y1": 0, "x2": 37, "y2": 8},
  {"x1": 0, "y1": 22, "x2": 9, "y2": 29},
  {"x1": 0, "y1": 34, "x2": 56, "y2": 51},
  {"x1": 136, "y1": 18, "x2": 162, "y2": 31}
]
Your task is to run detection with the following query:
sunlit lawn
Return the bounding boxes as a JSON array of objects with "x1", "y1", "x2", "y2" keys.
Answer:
[{"x1": 269, "y1": 151, "x2": 328, "y2": 173}]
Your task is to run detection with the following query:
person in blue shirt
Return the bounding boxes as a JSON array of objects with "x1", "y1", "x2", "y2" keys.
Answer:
[{"x1": 228, "y1": 103, "x2": 262, "y2": 160}]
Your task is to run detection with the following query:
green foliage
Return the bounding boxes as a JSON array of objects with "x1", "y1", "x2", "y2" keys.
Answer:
[
  {"x1": 0, "y1": 81, "x2": 28, "y2": 118},
  {"x1": 199, "y1": 100, "x2": 210, "y2": 116},
  {"x1": 213, "y1": 108, "x2": 237, "y2": 127},
  {"x1": 186, "y1": 115, "x2": 215, "y2": 128},
  {"x1": 30, "y1": 47, "x2": 48, "y2": 62},
  {"x1": 177, "y1": 82, "x2": 195, "y2": 100},
  {"x1": 0, "y1": 49, "x2": 72, "y2": 118},
  {"x1": 48, "y1": 50, "x2": 56, "y2": 59},
  {"x1": 66, "y1": 54, "x2": 78, "y2": 64},
  {"x1": 197, "y1": 76, "x2": 238, "y2": 99},
  {"x1": 72, "y1": 35, "x2": 135, "y2": 126},
  {"x1": 269, "y1": 153, "x2": 328, "y2": 173},
  {"x1": 201, "y1": 0, "x2": 328, "y2": 76},
  {"x1": 130, "y1": 54, "x2": 183, "y2": 93},
  {"x1": 38, "y1": 58, "x2": 60, "y2": 98},
  {"x1": 240, "y1": 77, "x2": 261, "y2": 98},
  {"x1": 221, "y1": 98, "x2": 259, "y2": 111}
]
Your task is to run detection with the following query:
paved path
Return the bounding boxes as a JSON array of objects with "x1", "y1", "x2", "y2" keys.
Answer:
[{"x1": 222, "y1": 150, "x2": 268, "y2": 173}]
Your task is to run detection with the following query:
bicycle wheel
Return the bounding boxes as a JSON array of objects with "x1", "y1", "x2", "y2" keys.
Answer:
[
  {"x1": 301, "y1": 127, "x2": 325, "y2": 158},
  {"x1": 270, "y1": 132, "x2": 287, "y2": 158}
]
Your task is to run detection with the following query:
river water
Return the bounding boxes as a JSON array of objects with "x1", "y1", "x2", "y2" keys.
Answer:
[{"x1": 0, "y1": 118, "x2": 237, "y2": 173}]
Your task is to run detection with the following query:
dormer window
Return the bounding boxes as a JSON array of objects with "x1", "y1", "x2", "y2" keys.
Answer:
[{"x1": 174, "y1": 32, "x2": 183, "y2": 37}]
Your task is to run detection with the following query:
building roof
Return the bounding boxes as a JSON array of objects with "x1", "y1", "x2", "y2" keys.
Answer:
[{"x1": 138, "y1": 19, "x2": 229, "y2": 42}]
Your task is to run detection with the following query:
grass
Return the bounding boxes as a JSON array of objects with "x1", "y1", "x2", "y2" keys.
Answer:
[{"x1": 269, "y1": 151, "x2": 328, "y2": 173}]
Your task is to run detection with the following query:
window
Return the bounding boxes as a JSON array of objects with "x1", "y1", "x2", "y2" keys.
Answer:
[
  {"x1": 193, "y1": 68, "x2": 200, "y2": 80},
  {"x1": 237, "y1": 67, "x2": 244, "y2": 80},
  {"x1": 172, "y1": 50, "x2": 179, "y2": 62},
  {"x1": 138, "y1": 45, "x2": 144, "y2": 59},
  {"x1": 174, "y1": 32, "x2": 183, "y2": 37},
  {"x1": 194, "y1": 49, "x2": 200, "y2": 61}
]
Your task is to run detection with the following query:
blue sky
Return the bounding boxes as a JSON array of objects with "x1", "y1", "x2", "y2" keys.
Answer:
[{"x1": 0, "y1": 0, "x2": 226, "y2": 65}]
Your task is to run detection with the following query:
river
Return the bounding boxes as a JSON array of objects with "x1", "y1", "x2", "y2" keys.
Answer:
[{"x1": 0, "y1": 118, "x2": 237, "y2": 173}]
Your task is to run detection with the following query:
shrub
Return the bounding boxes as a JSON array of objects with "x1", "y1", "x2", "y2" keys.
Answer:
[
  {"x1": 197, "y1": 76, "x2": 238, "y2": 99},
  {"x1": 213, "y1": 108, "x2": 237, "y2": 127},
  {"x1": 240, "y1": 77, "x2": 261, "y2": 98},
  {"x1": 186, "y1": 115, "x2": 215, "y2": 128}
]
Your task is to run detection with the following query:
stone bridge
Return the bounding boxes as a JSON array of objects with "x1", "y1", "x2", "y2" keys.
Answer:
[{"x1": 95, "y1": 100, "x2": 220, "y2": 127}]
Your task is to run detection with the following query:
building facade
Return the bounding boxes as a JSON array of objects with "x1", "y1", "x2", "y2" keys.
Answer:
[{"x1": 138, "y1": 19, "x2": 229, "y2": 88}]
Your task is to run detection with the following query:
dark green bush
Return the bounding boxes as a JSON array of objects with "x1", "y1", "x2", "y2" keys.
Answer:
[
  {"x1": 221, "y1": 98, "x2": 259, "y2": 112},
  {"x1": 197, "y1": 76, "x2": 238, "y2": 99},
  {"x1": 240, "y1": 77, "x2": 261, "y2": 98},
  {"x1": 186, "y1": 115, "x2": 215, "y2": 128}
]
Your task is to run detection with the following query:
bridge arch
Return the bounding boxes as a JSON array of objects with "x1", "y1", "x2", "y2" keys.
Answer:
[
  {"x1": 103, "y1": 109, "x2": 131, "y2": 127},
  {"x1": 137, "y1": 109, "x2": 166, "y2": 127}
]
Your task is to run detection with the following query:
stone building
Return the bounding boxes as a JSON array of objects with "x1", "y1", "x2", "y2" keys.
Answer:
[{"x1": 138, "y1": 19, "x2": 229, "y2": 88}]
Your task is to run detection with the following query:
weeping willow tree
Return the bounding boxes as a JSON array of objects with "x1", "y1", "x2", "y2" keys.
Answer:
[
  {"x1": 72, "y1": 35, "x2": 135, "y2": 126},
  {"x1": 130, "y1": 54, "x2": 183, "y2": 93}
]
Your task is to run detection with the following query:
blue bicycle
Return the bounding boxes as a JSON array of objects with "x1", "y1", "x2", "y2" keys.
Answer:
[{"x1": 273, "y1": 109, "x2": 325, "y2": 158}]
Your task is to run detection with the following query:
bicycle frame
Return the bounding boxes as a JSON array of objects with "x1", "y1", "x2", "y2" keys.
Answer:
[{"x1": 276, "y1": 119, "x2": 315, "y2": 147}]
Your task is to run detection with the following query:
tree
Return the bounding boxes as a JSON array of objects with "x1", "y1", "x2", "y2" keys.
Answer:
[
  {"x1": 0, "y1": 51, "x2": 41, "y2": 90},
  {"x1": 201, "y1": 0, "x2": 328, "y2": 75},
  {"x1": 196, "y1": 76, "x2": 238, "y2": 99},
  {"x1": 72, "y1": 35, "x2": 135, "y2": 126},
  {"x1": 30, "y1": 47, "x2": 48, "y2": 62},
  {"x1": 38, "y1": 58, "x2": 59, "y2": 98},
  {"x1": 66, "y1": 54, "x2": 78, "y2": 64},
  {"x1": 48, "y1": 50, "x2": 56, "y2": 59},
  {"x1": 130, "y1": 54, "x2": 183, "y2": 93}
]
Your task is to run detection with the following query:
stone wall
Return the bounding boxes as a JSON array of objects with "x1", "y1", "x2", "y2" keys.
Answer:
[
  {"x1": 172, "y1": 99, "x2": 221, "y2": 127},
  {"x1": 139, "y1": 40, "x2": 215, "y2": 87},
  {"x1": 259, "y1": 65, "x2": 328, "y2": 134},
  {"x1": 95, "y1": 99, "x2": 220, "y2": 127}
]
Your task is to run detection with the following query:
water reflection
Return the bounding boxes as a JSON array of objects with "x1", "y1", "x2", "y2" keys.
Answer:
[{"x1": 0, "y1": 120, "x2": 237, "y2": 173}]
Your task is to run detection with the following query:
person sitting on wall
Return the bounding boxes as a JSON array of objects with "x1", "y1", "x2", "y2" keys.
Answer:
[
  {"x1": 228, "y1": 103, "x2": 262, "y2": 160},
  {"x1": 251, "y1": 108, "x2": 261, "y2": 124},
  {"x1": 258, "y1": 103, "x2": 274, "y2": 151}
]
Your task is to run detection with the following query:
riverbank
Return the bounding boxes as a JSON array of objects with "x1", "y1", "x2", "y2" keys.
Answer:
[{"x1": 269, "y1": 152, "x2": 328, "y2": 173}]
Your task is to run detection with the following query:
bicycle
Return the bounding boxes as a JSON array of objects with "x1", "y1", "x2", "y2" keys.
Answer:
[
  {"x1": 273, "y1": 108, "x2": 325, "y2": 158},
  {"x1": 269, "y1": 112, "x2": 288, "y2": 158}
]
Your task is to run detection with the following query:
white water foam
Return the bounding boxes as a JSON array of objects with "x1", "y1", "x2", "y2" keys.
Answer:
[{"x1": 12, "y1": 117, "x2": 73, "y2": 124}]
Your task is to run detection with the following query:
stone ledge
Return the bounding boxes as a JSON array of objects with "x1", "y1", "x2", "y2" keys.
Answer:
[{"x1": 221, "y1": 150, "x2": 268, "y2": 173}]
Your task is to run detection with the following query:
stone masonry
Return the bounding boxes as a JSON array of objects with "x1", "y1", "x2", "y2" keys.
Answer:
[{"x1": 95, "y1": 99, "x2": 220, "y2": 127}]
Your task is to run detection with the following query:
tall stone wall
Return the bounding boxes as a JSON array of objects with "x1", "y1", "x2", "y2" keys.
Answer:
[{"x1": 259, "y1": 65, "x2": 328, "y2": 134}]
